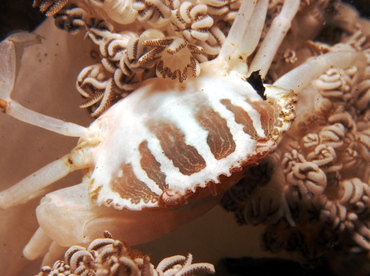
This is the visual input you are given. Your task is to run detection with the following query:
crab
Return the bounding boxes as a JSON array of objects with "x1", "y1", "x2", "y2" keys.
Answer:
[{"x1": 0, "y1": 0, "x2": 366, "y2": 263}]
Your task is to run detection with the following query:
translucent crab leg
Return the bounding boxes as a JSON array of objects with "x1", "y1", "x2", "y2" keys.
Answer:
[
  {"x1": 0, "y1": 32, "x2": 87, "y2": 137},
  {"x1": 23, "y1": 227, "x2": 52, "y2": 261},
  {"x1": 273, "y1": 51, "x2": 367, "y2": 94},
  {"x1": 0, "y1": 147, "x2": 91, "y2": 209},
  {"x1": 0, "y1": 32, "x2": 41, "y2": 94},
  {"x1": 249, "y1": 0, "x2": 301, "y2": 78},
  {"x1": 0, "y1": 100, "x2": 87, "y2": 137},
  {"x1": 217, "y1": 0, "x2": 258, "y2": 63},
  {"x1": 230, "y1": 0, "x2": 269, "y2": 66}
]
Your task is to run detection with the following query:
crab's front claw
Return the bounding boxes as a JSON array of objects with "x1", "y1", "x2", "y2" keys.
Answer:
[
  {"x1": 0, "y1": 32, "x2": 41, "y2": 101},
  {"x1": 24, "y1": 182, "x2": 221, "y2": 261}
]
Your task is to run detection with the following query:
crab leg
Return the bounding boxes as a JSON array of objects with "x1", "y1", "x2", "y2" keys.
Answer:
[
  {"x1": 273, "y1": 51, "x2": 367, "y2": 94},
  {"x1": 0, "y1": 147, "x2": 91, "y2": 209},
  {"x1": 230, "y1": 0, "x2": 269, "y2": 69},
  {"x1": 0, "y1": 100, "x2": 87, "y2": 137},
  {"x1": 249, "y1": 0, "x2": 301, "y2": 78},
  {"x1": 0, "y1": 32, "x2": 87, "y2": 137},
  {"x1": 23, "y1": 227, "x2": 52, "y2": 261},
  {"x1": 217, "y1": 0, "x2": 258, "y2": 65}
]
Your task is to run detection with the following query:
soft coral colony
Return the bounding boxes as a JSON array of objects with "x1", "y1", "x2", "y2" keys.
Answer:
[
  {"x1": 36, "y1": 231, "x2": 215, "y2": 276},
  {"x1": 35, "y1": 0, "x2": 244, "y2": 117},
  {"x1": 0, "y1": 0, "x2": 369, "y2": 273},
  {"x1": 221, "y1": 2, "x2": 370, "y2": 265}
]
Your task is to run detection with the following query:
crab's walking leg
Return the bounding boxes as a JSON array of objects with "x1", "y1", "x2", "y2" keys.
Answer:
[
  {"x1": 0, "y1": 32, "x2": 87, "y2": 137},
  {"x1": 273, "y1": 51, "x2": 367, "y2": 94},
  {"x1": 212, "y1": 0, "x2": 300, "y2": 77},
  {"x1": 0, "y1": 100, "x2": 87, "y2": 137},
  {"x1": 22, "y1": 227, "x2": 52, "y2": 261},
  {"x1": 0, "y1": 32, "x2": 41, "y2": 93},
  {"x1": 230, "y1": 0, "x2": 269, "y2": 70},
  {"x1": 23, "y1": 226, "x2": 67, "y2": 262},
  {"x1": 0, "y1": 146, "x2": 91, "y2": 209},
  {"x1": 217, "y1": 0, "x2": 258, "y2": 64},
  {"x1": 249, "y1": 0, "x2": 301, "y2": 78}
]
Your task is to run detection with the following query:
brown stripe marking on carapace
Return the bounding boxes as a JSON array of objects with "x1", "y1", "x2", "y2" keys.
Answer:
[
  {"x1": 110, "y1": 163, "x2": 158, "y2": 205},
  {"x1": 246, "y1": 99, "x2": 276, "y2": 137},
  {"x1": 139, "y1": 140, "x2": 168, "y2": 191},
  {"x1": 196, "y1": 105, "x2": 236, "y2": 160},
  {"x1": 147, "y1": 120, "x2": 206, "y2": 175},
  {"x1": 220, "y1": 99, "x2": 258, "y2": 139}
]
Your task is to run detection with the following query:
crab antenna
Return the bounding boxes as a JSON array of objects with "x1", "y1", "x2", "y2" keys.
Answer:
[
  {"x1": 249, "y1": 0, "x2": 301, "y2": 78},
  {"x1": 273, "y1": 51, "x2": 367, "y2": 94}
]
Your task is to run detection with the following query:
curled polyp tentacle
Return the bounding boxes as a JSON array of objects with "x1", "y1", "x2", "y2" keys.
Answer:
[
  {"x1": 77, "y1": 64, "x2": 111, "y2": 99},
  {"x1": 351, "y1": 221, "x2": 370, "y2": 251},
  {"x1": 156, "y1": 253, "x2": 216, "y2": 276},
  {"x1": 302, "y1": 133, "x2": 319, "y2": 149},
  {"x1": 133, "y1": 0, "x2": 179, "y2": 27},
  {"x1": 314, "y1": 67, "x2": 354, "y2": 100},
  {"x1": 156, "y1": 255, "x2": 186, "y2": 274},
  {"x1": 338, "y1": 178, "x2": 366, "y2": 206},
  {"x1": 87, "y1": 19, "x2": 115, "y2": 45},
  {"x1": 144, "y1": 37, "x2": 205, "y2": 82},
  {"x1": 203, "y1": 0, "x2": 230, "y2": 16},
  {"x1": 114, "y1": 69, "x2": 148, "y2": 92},
  {"x1": 356, "y1": 128, "x2": 370, "y2": 162},
  {"x1": 94, "y1": 241, "x2": 124, "y2": 264},
  {"x1": 328, "y1": 111, "x2": 357, "y2": 133},
  {"x1": 87, "y1": 237, "x2": 117, "y2": 252},
  {"x1": 286, "y1": 161, "x2": 327, "y2": 198},
  {"x1": 282, "y1": 150, "x2": 305, "y2": 175},
  {"x1": 37, "y1": 260, "x2": 71, "y2": 276},
  {"x1": 77, "y1": 64, "x2": 120, "y2": 116},
  {"x1": 194, "y1": 25, "x2": 225, "y2": 57},
  {"x1": 345, "y1": 29, "x2": 369, "y2": 51},
  {"x1": 122, "y1": 29, "x2": 165, "y2": 71},
  {"x1": 68, "y1": 249, "x2": 95, "y2": 271},
  {"x1": 119, "y1": 256, "x2": 141, "y2": 276},
  {"x1": 54, "y1": 4, "x2": 88, "y2": 34},
  {"x1": 99, "y1": 32, "x2": 132, "y2": 64},
  {"x1": 242, "y1": 184, "x2": 285, "y2": 225},
  {"x1": 64, "y1": 245, "x2": 87, "y2": 265},
  {"x1": 203, "y1": 0, "x2": 240, "y2": 18},
  {"x1": 318, "y1": 123, "x2": 346, "y2": 148},
  {"x1": 320, "y1": 200, "x2": 351, "y2": 231},
  {"x1": 38, "y1": 232, "x2": 213, "y2": 276},
  {"x1": 33, "y1": 0, "x2": 70, "y2": 16},
  {"x1": 98, "y1": 31, "x2": 143, "y2": 76},
  {"x1": 220, "y1": 154, "x2": 279, "y2": 224},
  {"x1": 171, "y1": 2, "x2": 214, "y2": 43},
  {"x1": 90, "y1": 0, "x2": 138, "y2": 25},
  {"x1": 340, "y1": 143, "x2": 362, "y2": 170},
  {"x1": 354, "y1": 79, "x2": 370, "y2": 111},
  {"x1": 306, "y1": 144, "x2": 342, "y2": 173}
]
